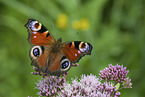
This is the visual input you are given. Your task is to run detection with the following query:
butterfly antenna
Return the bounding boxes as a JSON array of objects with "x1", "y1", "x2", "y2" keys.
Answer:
[
  {"x1": 76, "y1": 32, "x2": 80, "y2": 34},
  {"x1": 69, "y1": 31, "x2": 80, "y2": 37},
  {"x1": 52, "y1": 22, "x2": 59, "y2": 38},
  {"x1": 52, "y1": 22, "x2": 56, "y2": 32}
]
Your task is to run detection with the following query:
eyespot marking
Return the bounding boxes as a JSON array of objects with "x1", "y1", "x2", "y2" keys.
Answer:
[
  {"x1": 81, "y1": 42, "x2": 86, "y2": 48},
  {"x1": 35, "y1": 23, "x2": 39, "y2": 28},
  {"x1": 60, "y1": 56, "x2": 71, "y2": 72},
  {"x1": 33, "y1": 48, "x2": 40, "y2": 57},
  {"x1": 79, "y1": 42, "x2": 90, "y2": 52},
  {"x1": 29, "y1": 21, "x2": 42, "y2": 31},
  {"x1": 30, "y1": 46, "x2": 44, "y2": 59}
]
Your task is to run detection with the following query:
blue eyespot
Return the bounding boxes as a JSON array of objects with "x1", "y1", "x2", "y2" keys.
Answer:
[
  {"x1": 60, "y1": 57, "x2": 71, "y2": 71},
  {"x1": 30, "y1": 46, "x2": 44, "y2": 59},
  {"x1": 33, "y1": 48, "x2": 40, "y2": 57},
  {"x1": 29, "y1": 21, "x2": 35, "y2": 28},
  {"x1": 61, "y1": 61, "x2": 69, "y2": 69}
]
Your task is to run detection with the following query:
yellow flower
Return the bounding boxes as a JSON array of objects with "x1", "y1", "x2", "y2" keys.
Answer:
[
  {"x1": 80, "y1": 18, "x2": 90, "y2": 30},
  {"x1": 56, "y1": 14, "x2": 68, "y2": 30},
  {"x1": 72, "y1": 18, "x2": 90, "y2": 30}
]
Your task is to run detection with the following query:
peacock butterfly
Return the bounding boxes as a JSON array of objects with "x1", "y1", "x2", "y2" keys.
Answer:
[{"x1": 25, "y1": 19, "x2": 93, "y2": 76}]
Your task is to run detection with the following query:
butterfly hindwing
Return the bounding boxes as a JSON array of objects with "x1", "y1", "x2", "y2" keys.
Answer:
[
  {"x1": 62, "y1": 41, "x2": 93, "y2": 63},
  {"x1": 30, "y1": 46, "x2": 49, "y2": 72},
  {"x1": 25, "y1": 19, "x2": 55, "y2": 46},
  {"x1": 46, "y1": 52, "x2": 72, "y2": 76},
  {"x1": 30, "y1": 45, "x2": 72, "y2": 76}
]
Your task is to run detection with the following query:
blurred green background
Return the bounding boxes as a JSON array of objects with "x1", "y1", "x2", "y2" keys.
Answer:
[{"x1": 0, "y1": 0, "x2": 145, "y2": 97}]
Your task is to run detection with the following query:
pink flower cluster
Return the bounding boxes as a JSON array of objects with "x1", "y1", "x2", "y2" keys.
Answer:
[
  {"x1": 29, "y1": 64, "x2": 132, "y2": 97},
  {"x1": 99, "y1": 64, "x2": 129, "y2": 83}
]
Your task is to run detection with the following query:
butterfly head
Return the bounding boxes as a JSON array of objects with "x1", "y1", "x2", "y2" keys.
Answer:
[{"x1": 57, "y1": 37, "x2": 62, "y2": 43}]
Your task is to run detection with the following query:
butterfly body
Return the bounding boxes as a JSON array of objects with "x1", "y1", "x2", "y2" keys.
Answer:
[
  {"x1": 25, "y1": 19, "x2": 93, "y2": 76},
  {"x1": 51, "y1": 38, "x2": 62, "y2": 52}
]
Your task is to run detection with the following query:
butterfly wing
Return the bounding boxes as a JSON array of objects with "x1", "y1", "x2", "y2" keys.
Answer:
[
  {"x1": 25, "y1": 19, "x2": 56, "y2": 73},
  {"x1": 25, "y1": 19, "x2": 55, "y2": 46},
  {"x1": 43, "y1": 41, "x2": 92, "y2": 76},
  {"x1": 25, "y1": 19, "x2": 93, "y2": 76},
  {"x1": 45, "y1": 51, "x2": 72, "y2": 76},
  {"x1": 30, "y1": 46, "x2": 49, "y2": 72},
  {"x1": 30, "y1": 45, "x2": 72, "y2": 76},
  {"x1": 62, "y1": 41, "x2": 93, "y2": 63}
]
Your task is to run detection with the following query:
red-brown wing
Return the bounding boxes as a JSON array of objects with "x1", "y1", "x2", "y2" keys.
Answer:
[
  {"x1": 62, "y1": 41, "x2": 93, "y2": 63},
  {"x1": 30, "y1": 45, "x2": 72, "y2": 76},
  {"x1": 46, "y1": 52, "x2": 68, "y2": 76},
  {"x1": 25, "y1": 19, "x2": 55, "y2": 46},
  {"x1": 30, "y1": 46, "x2": 50, "y2": 72}
]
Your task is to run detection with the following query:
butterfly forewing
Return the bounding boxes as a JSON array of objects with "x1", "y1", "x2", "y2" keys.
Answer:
[
  {"x1": 25, "y1": 19, "x2": 55, "y2": 46},
  {"x1": 62, "y1": 41, "x2": 93, "y2": 63}
]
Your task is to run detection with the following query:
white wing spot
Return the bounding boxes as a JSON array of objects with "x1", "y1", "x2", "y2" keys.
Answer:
[
  {"x1": 34, "y1": 36, "x2": 36, "y2": 38},
  {"x1": 33, "y1": 32, "x2": 37, "y2": 34},
  {"x1": 75, "y1": 54, "x2": 77, "y2": 56},
  {"x1": 78, "y1": 51, "x2": 81, "y2": 54}
]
